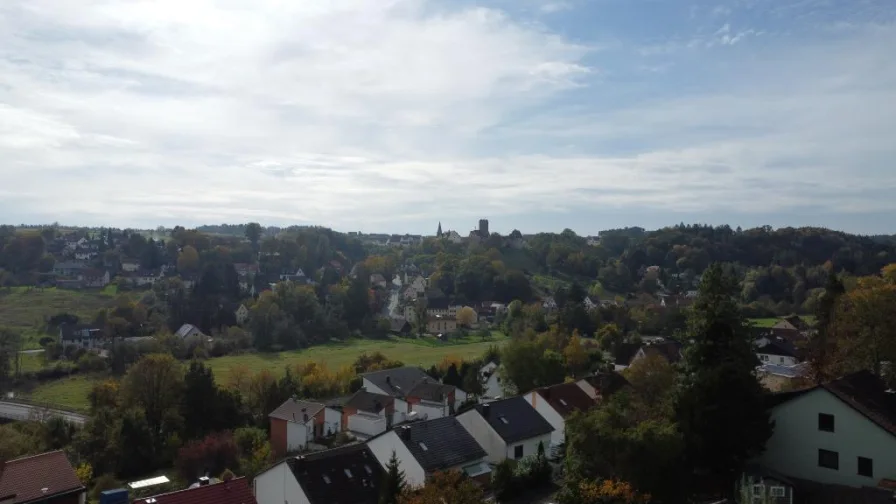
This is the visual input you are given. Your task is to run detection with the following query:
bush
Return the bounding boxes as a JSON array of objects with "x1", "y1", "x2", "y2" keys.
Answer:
[
  {"x1": 77, "y1": 353, "x2": 108, "y2": 372},
  {"x1": 175, "y1": 432, "x2": 239, "y2": 483},
  {"x1": 38, "y1": 336, "x2": 56, "y2": 347}
]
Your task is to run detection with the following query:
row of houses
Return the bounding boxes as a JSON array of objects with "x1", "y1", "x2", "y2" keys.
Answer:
[{"x1": 255, "y1": 365, "x2": 625, "y2": 504}]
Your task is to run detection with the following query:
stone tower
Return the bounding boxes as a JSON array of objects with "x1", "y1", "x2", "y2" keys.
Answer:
[{"x1": 478, "y1": 219, "x2": 489, "y2": 237}]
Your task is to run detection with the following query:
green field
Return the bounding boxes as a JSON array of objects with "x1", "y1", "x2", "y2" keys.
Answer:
[
  {"x1": 749, "y1": 316, "x2": 816, "y2": 328},
  {"x1": 27, "y1": 333, "x2": 507, "y2": 411},
  {"x1": 0, "y1": 286, "x2": 121, "y2": 349}
]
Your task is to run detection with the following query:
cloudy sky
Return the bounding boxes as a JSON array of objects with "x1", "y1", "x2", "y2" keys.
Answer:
[{"x1": 1, "y1": 0, "x2": 894, "y2": 235}]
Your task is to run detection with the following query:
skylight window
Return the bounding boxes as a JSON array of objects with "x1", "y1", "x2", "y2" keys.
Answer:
[
  {"x1": 344, "y1": 469, "x2": 353, "y2": 478},
  {"x1": 499, "y1": 416, "x2": 509, "y2": 424},
  {"x1": 559, "y1": 399, "x2": 568, "y2": 407},
  {"x1": 364, "y1": 465, "x2": 373, "y2": 475},
  {"x1": 323, "y1": 475, "x2": 332, "y2": 484},
  {"x1": 419, "y1": 442, "x2": 429, "y2": 451}
]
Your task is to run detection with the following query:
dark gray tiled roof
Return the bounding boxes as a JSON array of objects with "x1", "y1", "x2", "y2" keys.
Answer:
[
  {"x1": 345, "y1": 390, "x2": 393, "y2": 413},
  {"x1": 360, "y1": 367, "x2": 430, "y2": 397},
  {"x1": 288, "y1": 444, "x2": 383, "y2": 504},
  {"x1": 269, "y1": 398, "x2": 325, "y2": 423},
  {"x1": 395, "y1": 417, "x2": 486, "y2": 472},
  {"x1": 473, "y1": 396, "x2": 554, "y2": 444}
]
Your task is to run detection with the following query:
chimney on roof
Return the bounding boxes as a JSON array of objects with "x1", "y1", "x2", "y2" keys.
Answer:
[
  {"x1": 482, "y1": 403, "x2": 490, "y2": 417},
  {"x1": 543, "y1": 387, "x2": 551, "y2": 399},
  {"x1": 401, "y1": 425, "x2": 412, "y2": 440},
  {"x1": 303, "y1": 412, "x2": 309, "y2": 422},
  {"x1": 386, "y1": 375, "x2": 392, "y2": 386},
  {"x1": 199, "y1": 476, "x2": 210, "y2": 486}
]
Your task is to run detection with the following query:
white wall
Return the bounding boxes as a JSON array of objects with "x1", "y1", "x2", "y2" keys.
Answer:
[
  {"x1": 367, "y1": 431, "x2": 427, "y2": 487},
  {"x1": 254, "y1": 461, "x2": 308, "y2": 504},
  {"x1": 506, "y1": 433, "x2": 552, "y2": 461},
  {"x1": 757, "y1": 388, "x2": 896, "y2": 488},
  {"x1": 524, "y1": 392, "x2": 565, "y2": 445},
  {"x1": 286, "y1": 420, "x2": 312, "y2": 452},
  {"x1": 456, "y1": 410, "x2": 507, "y2": 464},
  {"x1": 323, "y1": 407, "x2": 341, "y2": 436},
  {"x1": 412, "y1": 400, "x2": 445, "y2": 420},
  {"x1": 348, "y1": 413, "x2": 387, "y2": 437},
  {"x1": 454, "y1": 389, "x2": 467, "y2": 409},
  {"x1": 393, "y1": 399, "x2": 409, "y2": 425},
  {"x1": 757, "y1": 353, "x2": 799, "y2": 366},
  {"x1": 483, "y1": 373, "x2": 502, "y2": 399}
]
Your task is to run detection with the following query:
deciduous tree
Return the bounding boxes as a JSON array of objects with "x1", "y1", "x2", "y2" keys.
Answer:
[{"x1": 398, "y1": 470, "x2": 485, "y2": 504}]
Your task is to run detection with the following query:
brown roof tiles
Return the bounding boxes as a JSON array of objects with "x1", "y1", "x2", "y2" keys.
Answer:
[{"x1": 0, "y1": 451, "x2": 84, "y2": 504}]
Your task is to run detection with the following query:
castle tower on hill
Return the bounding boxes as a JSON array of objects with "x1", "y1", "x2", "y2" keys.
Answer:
[
  {"x1": 437, "y1": 222, "x2": 443, "y2": 237},
  {"x1": 478, "y1": 219, "x2": 489, "y2": 238}
]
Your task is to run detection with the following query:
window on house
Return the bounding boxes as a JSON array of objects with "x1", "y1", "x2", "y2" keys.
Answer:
[
  {"x1": 818, "y1": 413, "x2": 835, "y2": 432},
  {"x1": 779, "y1": 357, "x2": 785, "y2": 363},
  {"x1": 364, "y1": 464, "x2": 373, "y2": 475},
  {"x1": 344, "y1": 469, "x2": 353, "y2": 478},
  {"x1": 818, "y1": 449, "x2": 839, "y2": 470},
  {"x1": 514, "y1": 445, "x2": 524, "y2": 459},
  {"x1": 752, "y1": 484, "x2": 763, "y2": 496},
  {"x1": 419, "y1": 442, "x2": 428, "y2": 451},
  {"x1": 770, "y1": 486, "x2": 786, "y2": 497},
  {"x1": 559, "y1": 399, "x2": 568, "y2": 407},
  {"x1": 499, "y1": 416, "x2": 509, "y2": 424},
  {"x1": 322, "y1": 475, "x2": 332, "y2": 484},
  {"x1": 858, "y1": 457, "x2": 873, "y2": 478}
]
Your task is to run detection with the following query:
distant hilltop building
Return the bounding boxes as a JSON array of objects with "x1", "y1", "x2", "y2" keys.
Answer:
[{"x1": 478, "y1": 219, "x2": 489, "y2": 238}]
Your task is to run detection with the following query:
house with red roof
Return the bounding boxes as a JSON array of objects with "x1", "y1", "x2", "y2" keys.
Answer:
[
  {"x1": 0, "y1": 450, "x2": 86, "y2": 504},
  {"x1": 132, "y1": 476, "x2": 256, "y2": 504},
  {"x1": 523, "y1": 381, "x2": 598, "y2": 447}
]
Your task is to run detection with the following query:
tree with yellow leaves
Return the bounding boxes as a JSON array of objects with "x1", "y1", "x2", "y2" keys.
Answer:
[
  {"x1": 830, "y1": 274, "x2": 896, "y2": 380},
  {"x1": 563, "y1": 330, "x2": 589, "y2": 378},
  {"x1": 456, "y1": 306, "x2": 477, "y2": 327},
  {"x1": 575, "y1": 479, "x2": 652, "y2": 504}
]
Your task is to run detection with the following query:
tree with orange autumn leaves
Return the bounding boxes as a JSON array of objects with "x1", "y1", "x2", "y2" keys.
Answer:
[
  {"x1": 575, "y1": 479, "x2": 652, "y2": 504},
  {"x1": 397, "y1": 471, "x2": 486, "y2": 504}
]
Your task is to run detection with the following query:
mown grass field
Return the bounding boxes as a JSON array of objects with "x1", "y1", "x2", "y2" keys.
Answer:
[
  {"x1": 0, "y1": 286, "x2": 121, "y2": 349},
  {"x1": 748, "y1": 315, "x2": 816, "y2": 328},
  {"x1": 28, "y1": 332, "x2": 508, "y2": 412}
]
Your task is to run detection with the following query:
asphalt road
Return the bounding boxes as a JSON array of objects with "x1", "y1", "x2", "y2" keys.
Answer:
[{"x1": 0, "y1": 401, "x2": 87, "y2": 425}]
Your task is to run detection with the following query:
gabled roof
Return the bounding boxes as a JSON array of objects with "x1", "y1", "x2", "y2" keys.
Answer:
[
  {"x1": 640, "y1": 339, "x2": 683, "y2": 363},
  {"x1": 0, "y1": 451, "x2": 84, "y2": 504},
  {"x1": 174, "y1": 324, "x2": 203, "y2": 339},
  {"x1": 770, "y1": 370, "x2": 896, "y2": 438},
  {"x1": 360, "y1": 366, "x2": 432, "y2": 398},
  {"x1": 269, "y1": 397, "x2": 326, "y2": 423},
  {"x1": 756, "y1": 339, "x2": 798, "y2": 358},
  {"x1": 581, "y1": 371, "x2": 631, "y2": 397},
  {"x1": 345, "y1": 390, "x2": 393, "y2": 413},
  {"x1": 614, "y1": 343, "x2": 640, "y2": 366},
  {"x1": 394, "y1": 417, "x2": 487, "y2": 472},
  {"x1": 407, "y1": 380, "x2": 454, "y2": 403},
  {"x1": 472, "y1": 396, "x2": 554, "y2": 443},
  {"x1": 288, "y1": 444, "x2": 383, "y2": 504},
  {"x1": 133, "y1": 477, "x2": 256, "y2": 504},
  {"x1": 533, "y1": 382, "x2": 596, "y2": 418}
]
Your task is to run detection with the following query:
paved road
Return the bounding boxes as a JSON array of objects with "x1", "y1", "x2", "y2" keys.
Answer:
[{"x1": 0, "y1": 401, "x2": 87, "y2": 425}]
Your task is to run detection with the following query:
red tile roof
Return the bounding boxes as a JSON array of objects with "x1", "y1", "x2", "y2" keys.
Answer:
[
  {"x1": 0, "y1": 450, "x2": 85, "y2": 504},
  {"x1": 133, "y1": 477, "x2": 256, "y2": 504},
  {"x1": 534, "y1": 382, "x2": 597, "y2": 418}
]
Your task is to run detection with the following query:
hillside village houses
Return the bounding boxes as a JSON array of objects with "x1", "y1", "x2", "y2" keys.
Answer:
[{"x1": 455, "y1": 397, "x2": 554, "y2": 464}]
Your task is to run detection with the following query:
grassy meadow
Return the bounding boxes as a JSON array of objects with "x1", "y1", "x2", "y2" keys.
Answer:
[
  {"x1": 27, "y1": 332, "x2": 508, "y2": 412},
  {"x1": 0, "y1": 286, "x2": 122, "y2": 349}
]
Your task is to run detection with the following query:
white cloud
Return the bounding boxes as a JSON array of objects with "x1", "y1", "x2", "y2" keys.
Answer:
[
  {"x1": 540, "y1": 2, "x2": 572, "y2": 13},
  {"x1": 0, "y1": 0, "x2": 894, "y2": 232}
]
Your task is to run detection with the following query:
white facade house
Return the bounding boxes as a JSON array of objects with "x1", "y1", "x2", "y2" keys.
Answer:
[
  {"x1": 523, "y1": 382, "x2": 597, "y2": 446},
  {"x1": 359, "y1": 367, "x2": 460, "y2": 422},
  {"x1": 455, "y1": 397, "x2": 554, "y2": 464},
  {"x1": 755, "y1": 338, "x2": 800, "y2": 367},
  {"x1": 235, "y1": 304, "x2": 250, "y2": 325},
  {"x1": 367, "y1": 417, "x2": 490, "y2": 488},
  {"x1": 480, "y1": 362, "x2": 504, "y2": 399},
  {"x1": 121, "y1": 260, "x2": 140, "y2": 272},
  {"x1": 756, "y1": 371, "x2": 896, "y2": 488},
  {"x1": 253, "y1": 444, "x2": 384, "y2": 504}
]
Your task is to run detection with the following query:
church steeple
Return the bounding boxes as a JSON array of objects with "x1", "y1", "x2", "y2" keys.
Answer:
[{"x1": 437, "y1": 221, "x2": 443, "y2": 237}]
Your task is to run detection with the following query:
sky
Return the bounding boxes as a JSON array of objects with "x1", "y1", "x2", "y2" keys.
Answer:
[{"x1": 1, "y1": 0, "x2": 894, "y2": 236}]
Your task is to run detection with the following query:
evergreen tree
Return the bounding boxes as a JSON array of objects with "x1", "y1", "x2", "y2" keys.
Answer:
[
  {"x1": 675, "y1": 263, "x2": 773, "y2": 495},
  {"x1": 379, "y1": 451, "x2": 406, "y2": 504}
]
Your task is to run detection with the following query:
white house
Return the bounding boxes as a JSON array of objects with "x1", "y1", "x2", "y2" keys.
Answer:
[
  {"x1": 755, "y1": 370, "x2": 896, "y2": 488},
  {"x1": 235, "y1": 304, "x2": 250, "y2": 325},
  {"x1": 59, "y1": 323, "x2": 103, "y2": 351},
  {"x1": 359, "y1": 366, "x2": 463, "y2": 420},
  {"x1": 253, "y1": 444, "x2": 383, "y2": 504},
  {"x1": 121, "y1": 259, "x2": 140, "y2": 272},
  {"x1": 268, "y1": 398, "x2": 341, "y2": 458},
  {"x1": 523, "y1": 382, "x2": 597, "y2": 447},
  {"x1": 341, "y1": 389, "x2": 396, "y2": 438},
  {"x1": 542, "y1": 297, "x2": 558, "y2": 311},
  {"x1": 480, "y1": 361, "x2": 504, "y2": 400},
  {"x1": 366, "y1": 417, "x2": 491, "y2": 488},
  {"x1": 456, "y1": 397, "x2": 554, "y2": 464},
  {"x1": 755, "y1": 338, "x2": 800, "y2": 366}
]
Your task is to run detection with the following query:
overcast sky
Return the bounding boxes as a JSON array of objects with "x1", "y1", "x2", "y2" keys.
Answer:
[{"x1": 1, "y1": 0, "x2": 894, "y2": 236}]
